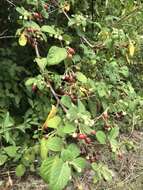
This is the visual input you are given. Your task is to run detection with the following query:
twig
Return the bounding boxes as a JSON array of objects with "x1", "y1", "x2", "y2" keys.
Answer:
[
  {"x1": 0, "y1": 29, "x2": 8, "y2": 36},
  {"x1": 34, "y1": 40, "x2": 67, "y2": 113},
  {"x1": 46, "y1": 82, "x2": 67, "y2": 113},
  {"x1": 55, "y1": 1, "x2": 95, "y2": 48},
  {"x1": 34, "y1": 40, "x2": 40, "y2": 58},
  {"x1": 0, "y1": 35, "x2": 16, "y2": 39},
  {"x1": 5, "y1": 0, "x2": 16, "y2": 7}
]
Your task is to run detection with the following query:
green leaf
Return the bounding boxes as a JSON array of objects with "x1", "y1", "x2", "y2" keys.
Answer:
[
  {"x1": 40, "y1": 157, "x2": 55, "y2": 183},
  {"x1": 62, "y1": 123, "x2": 76, "y2": 134},
  {"x1": 0, "y1": 155, "x2": 8, "y2": 166},
  {"x1": 110, "y1": 139, "x2": 118, "y2": 152},
  {"x1": 35, "y1": 58, "x2": 47, "y2": 72},
  {"x1": 4, "y1": 146, "x2": 19, "y2": 158},
  {"x1": 3, "y1": 112, "x2": 14, "y2": 128},
  {"x1": 78, "y1": 100, "x2": 86, "y2": 113},
  {"x1": 71, "y1": 157, "x2": 87, "y2": 172},
  {"x1": 96, "y1": 131, "x2": 106, "y2": 144},
  {"x1": 41, "y1": 25, "x2": 56, "y2": 35},
  {"x1": 49, "y1": 158, "x2": 71, "y2": 190},
  {"x1": 61, "y1": 144, "x2": 80, "y2": 161},
  {"x1": 92, "y1": 163, "x2": 113, "y2": 182},
  {"x1": 25, "y1": 78, "x2": 36, "y2": 86},
  {"x1": 76, "y1": 72, "x2": 87, "y2": 83},
  {"x1": 67, "y1": 144, "x2": 80, "y2": 159},
  {"x1": 24, "y1": 21, "x2": 40, "y2": 30},
  {"x1": 47, "y1": 46, "x2": 67, "y2": 66},
  {"x1": 40, "y1": 138, "x2": 49, "y2": 160},
  {"x1": 100, "y1": 164, "x2": 113, "y2": 181},
  {"x1": 16, "y1": 164, "x2": 26, "y2": 177},
  {"x1": 61, "y1": 96, "x2": 72, "y2": 108},
  {"x1": 108, "y1": 127, "x2": 119, "y2": 140},
  {"x1": 47, "y1": 137, "x2": 63, "y2": 152},
  {"x1": 61, "y1": 149, "x2": 74, "y2": 161},
  {"x1": 47, "y1": 116, "x2": 61, "y2": 129}
]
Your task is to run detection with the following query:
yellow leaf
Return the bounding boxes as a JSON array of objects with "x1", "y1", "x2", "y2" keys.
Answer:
[
  {"x1": 63, "y1": 3, "x2": 70, "y2": 12},
  {"x1": 42, "y1": 105, "x2": 57, "y2": 129},
  {"x1": 129, "y1": 41, "x2": 135, "y2": 57},
  {"x1": 126, "y1": 53, "x2": 130, "y2": 64},
  {"x1": 47, "y1": 105, "x2": 57, "y2": 120},
  {"x1": 19, "y1": 33, "x2": 27, "y2": 46}
]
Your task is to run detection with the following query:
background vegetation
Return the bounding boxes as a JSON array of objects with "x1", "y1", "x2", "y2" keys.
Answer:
[{"x1": 0, "y1": 0, "x2": 143, "y2": 189}]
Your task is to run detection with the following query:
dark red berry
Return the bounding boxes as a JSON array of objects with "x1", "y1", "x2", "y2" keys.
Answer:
[
  {"x1": 44, "y1": 3, "x2": 48, "y2": 10},
  {"x1": 78, "y1": 134, "x2": 87, "y2": 140},
  {"x1": 91, "y1": 130, "x2": 96, "y2": 135},
  {"x1": 85, "y1": 137, "x2": 92, "y2": 144},
  {"x1": 32, "y1": 84, "x2": 37, "y2": 92},
  {"x1": 33, "y1": 12, "x2": 43, "y2": 19},
  {"x1": 67, "y1": 47, "x2": 75, "y2": 55}
]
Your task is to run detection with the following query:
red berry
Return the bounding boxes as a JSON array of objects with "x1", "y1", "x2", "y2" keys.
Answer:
[
  {"x1": 67, "y1": 47, "x2": 75, "y2": 55},
  {"x1": 33, "y1": 12, "x2": 42, "y2": 19},
  {"x1": 27, "y1": 28, "x2": 34, "y2": 33},
  {"x1": 85, "y1": 137, "x2": 92, "y2": 144},
  {"x1": 91, "y1": 130, "x2": 96, "y2": 135},
  {"x1": 78, "y1": 134, "x2": 87, "y2": 140},
  {"x1": 44, "y1": 3, "x2": 48, "y2": 10},
  {"x1": 32, "y1": 84, "x2": 37, "y2": 92}
]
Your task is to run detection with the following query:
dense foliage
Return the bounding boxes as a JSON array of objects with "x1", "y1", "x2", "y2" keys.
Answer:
[{"x1": 1, "y1": 0, "x2": 143, "y2": 189}]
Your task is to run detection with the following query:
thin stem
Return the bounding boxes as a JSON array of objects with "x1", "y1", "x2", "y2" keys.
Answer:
[
  {"x1": 0, "y1": 35, "x2": 16, "y2": 39},
  {"x1": 55, "y1": 0, "x2": 95, "y2": 48},
  {"x1": 5, "y1": 0, "x2": 16, "y2": 7},
  {"x1": 34, "y1": 40, "x2": 67, "y2": 113}
]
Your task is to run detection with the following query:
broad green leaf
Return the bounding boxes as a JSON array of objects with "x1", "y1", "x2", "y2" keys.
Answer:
[
  {"x1": 25, "y1": 78, "x2": 36, "y2": 86},
  {"x1": 49, "y1": 158, "x2": 71, "y2": 190},
  {"x1": 61, "y1": 149, "x2": 74, "y2": 161},
  {"x1": 16, "y1": 7, "x2": 29, "y2": 16},
  {"x1": 0, "y1": 155, "x2": 8, "y2": 166},
  {"x1": 16, "y1": 164, "x2": 26, "y2": 177},
  {"x1": 96, "y1": 131, "x2": 106, "y2": 144},
  {"x1": 61, "y1": 96, "x2": 72, "y2": 108},
  {"x1": 71, "y1": 157, "x2": 87, "y2": 172},
  {"x1": 47, "y1": 46, "x2": 67, "y2": 66},
  {"x1": 78, "y1": 100, "x2": 86, "y2": 113},
  {"x1": 47, "y1": 137, "x2": 63, "y2": 152},
  {"x1": 100, "y1": 165, "x2": 113, "y2": 181},
  {"x1": 96, "y1": 82, "x2": 107, "y2": 97},
  {"x1": 3, "y1": 112, "x2": 14, "y2": 128},
  {"x1": 61, "y1": 144, "x2": 80, "y2": 161},
  {"x1": 67, "y1": 144, "x2": 80, "y2": 159},
  {"x1": 92, "y1": 162, "x2": 99, "y2": 171},
  {"x1": 47, "y1": 116, "x2": 61, "y2": 129},
  {"x1": 40, "y1": 138, "x2": 49, "y2": 160},
  {"x1": 62, "y1": 123, "x2": 76, "y2": 134},
  {"x1": 40, "y1": 157, "x2": 56, "y2": 183},
  {"x1": 4, "y1": 146, "x2": 18, "y2": 158},
  {"x1": 41, "y1": 25, "x2": 56, "y2": 35},
  {"x1": 108, "y1": 127, "x2": 119, "y2": 140},
  {"x1": 110, "y1": 139, "x2": 118, "y2": 152},
  {"x1": 35, "y1": 58, "x2": 47, "y2": 72},
  {"x1": 24, "y1": 21, "x2": 40, "y2": 30},
  {"x1": 76, "y1": 72, "x2": 87, "y2": 83}
]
